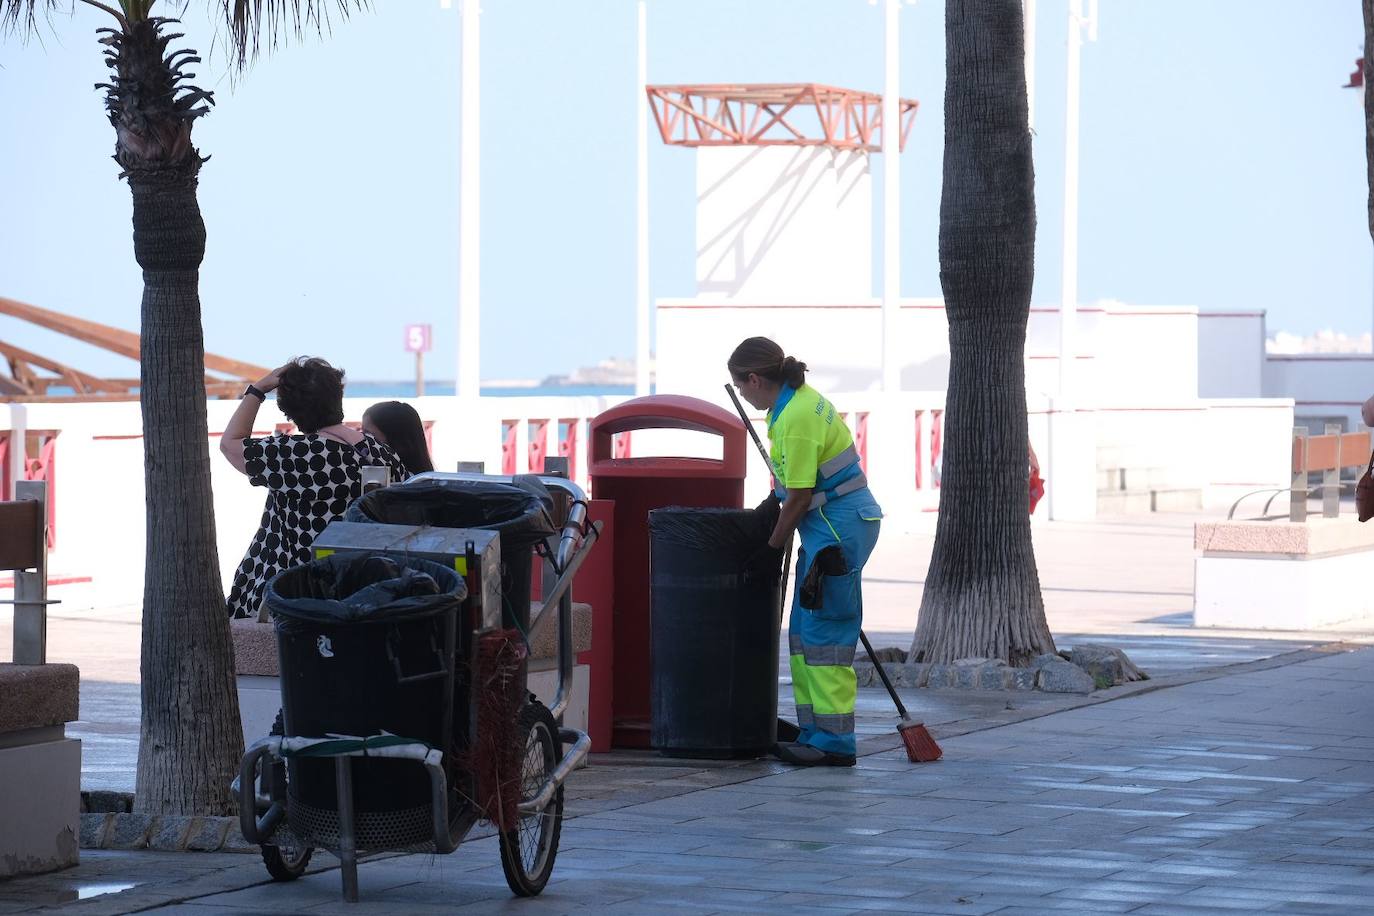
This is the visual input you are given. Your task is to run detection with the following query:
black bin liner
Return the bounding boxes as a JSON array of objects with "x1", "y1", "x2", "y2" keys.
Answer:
[
  {"x1": 345, "y1": 478, "x2": 556, "y2": 631},
  {"x1": 649, "y1": 508, "x2": 781, "y2": 758},
  {"x1": 268, "y1": 554, "x2": 466, "y2": 817}
]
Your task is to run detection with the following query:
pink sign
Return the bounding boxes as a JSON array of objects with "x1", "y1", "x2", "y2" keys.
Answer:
[{"x1": 404, "y1": 324, "x2": 432, "y2": 354}]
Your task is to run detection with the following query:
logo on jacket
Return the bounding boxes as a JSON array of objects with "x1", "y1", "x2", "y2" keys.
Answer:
[{"x1": 316, "y1": 635, "x2": 335, "y2": 658}]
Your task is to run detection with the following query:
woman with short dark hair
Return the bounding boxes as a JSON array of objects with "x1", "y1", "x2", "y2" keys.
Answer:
[
  {"x1": 219, "y1": 357, "x2": 409, "y2": 619},
  {"x1": 362, "y1": 401, "x2": 434, "y2": 474}
]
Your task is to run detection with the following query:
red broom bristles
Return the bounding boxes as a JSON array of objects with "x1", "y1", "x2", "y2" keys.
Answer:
[
  {"x1": 899, "y1": 720, "x2": 942, "y2": 763},
  {"x1": 469, "y1": 630, "x2": 528, "y2": 829}
]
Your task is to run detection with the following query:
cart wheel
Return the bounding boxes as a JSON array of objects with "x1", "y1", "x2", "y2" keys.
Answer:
[
  {"x1": 499, "y1": 701, "x2": 564, "y2": 897},
  {"x1": 261, "y1": 840, "x2": 314, "y2": 881}
]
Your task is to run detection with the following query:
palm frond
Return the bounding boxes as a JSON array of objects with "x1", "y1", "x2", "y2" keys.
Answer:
[
  {"x1": 1, "y1": 0, "x2": 57, "y2": 35},
  {"x1": 220, "y1": 0, "x2": 369, "y2": 69},
  {"x1": 2, "y1": 0, "x2": 130, "y2": 37}
]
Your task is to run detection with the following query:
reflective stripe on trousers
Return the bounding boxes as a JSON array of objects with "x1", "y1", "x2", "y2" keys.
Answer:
[{"x1": 787, "y1": 486, "x2": 882, "y2": 757}]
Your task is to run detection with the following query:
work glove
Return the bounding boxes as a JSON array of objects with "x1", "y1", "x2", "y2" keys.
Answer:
[
  {"x1": 753, "y1": 492, "x2": 781, "y2": 531},
  {"x1": 800, "y1": 544, "x2": 850, "y2": 610},
  {"x1": 743, "y1": 542, "x2": 785, "y2": 585}
]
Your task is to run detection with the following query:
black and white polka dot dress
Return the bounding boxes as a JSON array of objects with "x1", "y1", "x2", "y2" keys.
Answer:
[{"x1": 226, "y1": 432, "x2": 410, "y2": 620}]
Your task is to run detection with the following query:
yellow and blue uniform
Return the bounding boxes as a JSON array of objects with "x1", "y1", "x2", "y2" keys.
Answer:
[{"x1": 768, "y1": 384, "x2": 882, "y2": 757}]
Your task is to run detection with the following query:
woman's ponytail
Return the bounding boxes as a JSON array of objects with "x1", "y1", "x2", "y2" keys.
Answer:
[
  {"x1": 728, "y1": 337, "x2": 807, "y2": 388},
  {"x1": 779, "y1": 355, "x2": 807, "y2": 389}
]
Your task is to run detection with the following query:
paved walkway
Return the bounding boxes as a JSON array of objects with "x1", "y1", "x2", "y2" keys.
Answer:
[
  {"x1": 4, "y1": 643, "x2": 1372, "y2": 914},
  {"x1": 6, "y1": 510, "x2": 1373, "y2": 792}
]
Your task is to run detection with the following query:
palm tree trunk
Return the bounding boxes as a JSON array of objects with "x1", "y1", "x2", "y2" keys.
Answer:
[
  {"x1": 910, "y1": 0, "x2": 1055, "y2": 667},
  {"x1": 130, "y1": 169, "x2": 243, "y2": 815}
]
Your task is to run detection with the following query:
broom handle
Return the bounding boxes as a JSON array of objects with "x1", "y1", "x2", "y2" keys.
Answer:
[
  {"x1": 724, "y1": 384, "x2": 773, "y2": 466},
  {"x1": 725, "y1": 386, "x2": 909, "y2": 722},
  {"x1": 859, "y1": 630, "x2": 911, "y2": 721}
]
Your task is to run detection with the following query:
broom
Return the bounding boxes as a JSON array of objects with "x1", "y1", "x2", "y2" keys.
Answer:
[
  {"x1": 724, "y1": 384, "x2": 941, "y2": 764},
  {"x1": 858, "y1": 632, "x2": 942, "y2": 763}
]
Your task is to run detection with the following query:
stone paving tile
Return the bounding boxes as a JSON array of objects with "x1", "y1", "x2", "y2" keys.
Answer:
[
  {"x1": 9, "y1": 644, "x2": 1374, "y2": 915},
  {"x1": 1121, "y1": 900, "x2": 1258, "y2": 911},
  {"x1": 771, "y1": 892, "x2": 966, "y2": 913}
]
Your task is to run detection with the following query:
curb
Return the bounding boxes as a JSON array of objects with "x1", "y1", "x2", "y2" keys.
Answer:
[
  {"x1": 79, "y1": 813, "x2": 258, "y2": 854},
  {"x1": 851, "y1": 640, "x2": 1369, "y2": 759}
]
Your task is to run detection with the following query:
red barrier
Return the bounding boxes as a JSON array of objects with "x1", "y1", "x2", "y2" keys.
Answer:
[
  {"x1": 914, "y1": 411, "x2": 923, "y2": 490},
  {"x1": 558, "y1": 419, "x2": 579, "y2": 482},
  {"x1": 500, "y1": 421, "x2": 518, "y2": 475},
  {"x1": 852, "y1": 411, "x2": 869, "y2": 473},
  {"x1": 23, "y1": 434, "x2": 56, "y2": 548},
  {"x1": 931, "y1": 409, "x2": 944, "y2": 489},
  {"x1": 528, "y1": 419, "x2": 550, "y2": 474}
]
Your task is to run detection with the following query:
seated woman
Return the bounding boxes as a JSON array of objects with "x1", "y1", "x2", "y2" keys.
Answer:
[
  {"x1": 220, "y1": 357, "x2": 410, "y2": 620},
  {"x1": 362, "y1": 400, "x2": 435, "y2": 474}
]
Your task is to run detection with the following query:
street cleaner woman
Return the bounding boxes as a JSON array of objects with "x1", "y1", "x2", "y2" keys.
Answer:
[{"x1": 729, "y1": 337, "x2": 883, "y2": 767}]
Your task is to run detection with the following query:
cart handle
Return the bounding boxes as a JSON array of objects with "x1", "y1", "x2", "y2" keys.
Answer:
[
  {"x1": 518, "y1": 727, "x2": 591, "y2": 816},
  {"x1": 237, "y1": 740, "x2": 286, "y2": 844}
]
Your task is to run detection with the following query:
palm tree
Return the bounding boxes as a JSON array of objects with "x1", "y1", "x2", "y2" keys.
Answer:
[
  {"x1": 909, "y1": 0, "x2": 1056, "y2": 667},
  {"x1": 2, "y1": 0, "x2": 364, "y2": 815}
]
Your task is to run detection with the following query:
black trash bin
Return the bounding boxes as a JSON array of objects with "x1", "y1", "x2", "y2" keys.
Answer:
[
  {"x1": 267, "y1": 554, "x2": 466, "y2": 847},
  {"x1": 345, "y1": 478, "x2": 556, "y2": 633},
  {"x1": 648, "y1": 507, "x2": 781, "y2": 758}
]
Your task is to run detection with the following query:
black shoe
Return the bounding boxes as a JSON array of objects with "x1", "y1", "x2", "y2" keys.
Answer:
[
  {"x1": 773, "y1": 742, "x2": 855, "y2": 768},
  {"x1": 776, "y1": 718, "x2": 802, "y2": 742}
]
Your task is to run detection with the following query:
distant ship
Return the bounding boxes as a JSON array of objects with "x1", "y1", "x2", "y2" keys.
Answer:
[{"x1": 540, "y1": 357, "x2": 650, "y2": 389}]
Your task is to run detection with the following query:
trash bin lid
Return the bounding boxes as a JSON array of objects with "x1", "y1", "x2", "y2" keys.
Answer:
[
  {"x1": 589, "y1": 395, "x2": 748, "y2": 479},
  {"x1": 343, "y1": 479, "x2": 555, "y2": 548}
]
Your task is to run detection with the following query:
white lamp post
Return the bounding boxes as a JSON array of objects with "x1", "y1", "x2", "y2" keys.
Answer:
[
  {"x1": 450, "y1": 0, "x2": 482, "y2": 400},
  {"x1": 635, "y1": 0, "x2": 651, "y2": 396},
  {"x1": 880, "y1": 0, "x2": 906, "y2": 393}
]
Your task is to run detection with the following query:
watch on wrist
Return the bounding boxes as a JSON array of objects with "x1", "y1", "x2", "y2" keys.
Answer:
[{"x1": 244, "y1": 384, "x2": 267, "y2": 401}]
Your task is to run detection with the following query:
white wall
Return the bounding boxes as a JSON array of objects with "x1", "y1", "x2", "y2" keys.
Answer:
[
  {"x1": 1195, "y1": 312, "x2": 1373, "y2": 432},
  {"x1": 696, "y1": 147, "x2": 872, "y2": 302},
  {"x1": 656, "y1": 298, "x2": 950, "y2": 399},
  {"x1": 658, "y1": 299, "x2": 1203, "y2": 405},
  {"x1": 1198, "y1": 398, "x2": 1296, "y2": 510},
  {"x1": 1263, "y1": 354, "x2": 1374, "y2": 432},
  {"x1": 2, "y1": 395, "x2": 632, "y2": 610},
  {"x1": 1095, "y1": 305, "x2": 1199, "y2": 401},
  {"x1": 1198, "y1": 311, "x2": 1265, "y2": 399}
]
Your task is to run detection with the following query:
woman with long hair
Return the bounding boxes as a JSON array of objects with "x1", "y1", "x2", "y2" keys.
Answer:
[
  {"x1": 362, "y1": 401, "x2": 435, "y2": 475},
  {"x1": 728, "y1": 336, "x2": 882, "y2": 767}
]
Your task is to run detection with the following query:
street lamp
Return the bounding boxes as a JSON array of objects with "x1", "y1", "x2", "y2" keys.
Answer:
[{"x1": 441, "y1": 0, "x2": 482, "y2": 400}]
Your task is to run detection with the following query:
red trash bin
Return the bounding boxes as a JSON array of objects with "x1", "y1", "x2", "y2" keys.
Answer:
[{"x1": 589, "y1": 395, "x2": 747, "y2": 748}]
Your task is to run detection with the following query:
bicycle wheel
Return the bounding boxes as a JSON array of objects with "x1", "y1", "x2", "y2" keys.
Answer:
[
  {"x1": 498, "y1": 701, "x2": 564, "y2": 897},
  {"x1": 261, "y1": 838, "x2": 313, "y2": 881}
]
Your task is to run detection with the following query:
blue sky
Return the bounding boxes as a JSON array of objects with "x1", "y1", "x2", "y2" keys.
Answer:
[{"x1": 0, "y1": 0, "x2": 1366, "y2": 382}]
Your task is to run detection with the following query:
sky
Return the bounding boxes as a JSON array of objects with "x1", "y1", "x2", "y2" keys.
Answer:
[{"x1": 0, "y1": 0, "x2": 1367, "y2": 382}]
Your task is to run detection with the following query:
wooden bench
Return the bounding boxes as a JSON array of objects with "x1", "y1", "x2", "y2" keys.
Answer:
[
  {"x1": 0, "y1": 481, "x2": 81, "y2": 877},
  {"x1": 1194, "y1": 427, "x2": 1374, "y2": 630},
  {"x1": 1288, "y1": 426, "x2": 1371, "y2": 521}
]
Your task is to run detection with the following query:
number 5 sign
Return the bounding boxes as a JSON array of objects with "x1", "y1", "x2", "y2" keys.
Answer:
[{"x1": 405, "y1": 324, "x2": 432, "y2": 354}]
